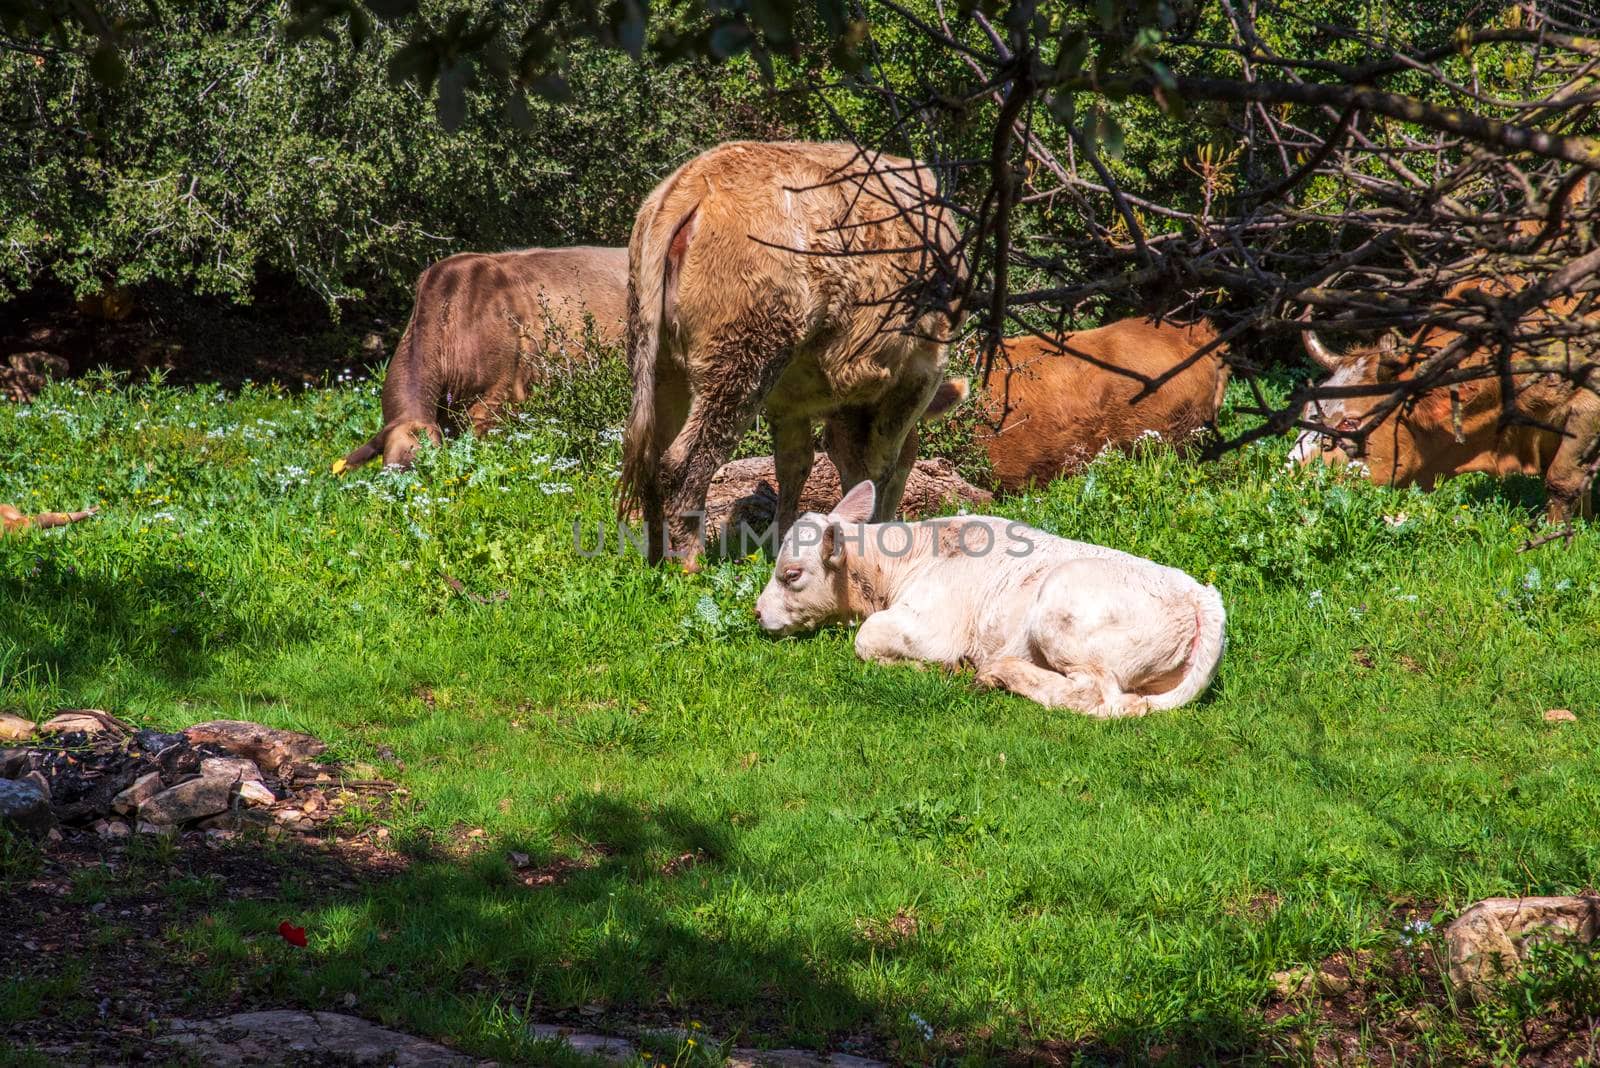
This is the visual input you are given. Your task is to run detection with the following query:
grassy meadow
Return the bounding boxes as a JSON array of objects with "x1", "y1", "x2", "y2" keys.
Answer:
[{"x1": 3, "y1": 364, "x2": 1599, "y2": 1064}]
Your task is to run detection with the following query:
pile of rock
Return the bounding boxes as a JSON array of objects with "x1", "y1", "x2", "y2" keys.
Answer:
[{"x1": 0, "y1": 710, "x2": 355, "y2": 841}]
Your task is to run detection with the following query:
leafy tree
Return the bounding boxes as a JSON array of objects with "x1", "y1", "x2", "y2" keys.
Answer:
[{"x1": 0, "y1": 0, "x2": 784, "y2": 306}]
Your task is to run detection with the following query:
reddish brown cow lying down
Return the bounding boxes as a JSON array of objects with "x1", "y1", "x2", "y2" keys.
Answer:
[
  {"x1": 337, "y1": 246, "x2": 627, "y2": 472},
  {"x1": 966, "y1": 318, "x2": 1228, "y2": 493},
  {"x1": 1290, "y1": 329, "x2": 1600, "y2": 521}
]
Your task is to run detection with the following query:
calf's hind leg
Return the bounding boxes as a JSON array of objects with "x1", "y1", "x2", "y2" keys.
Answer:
[{"x1": 974, "y1": 658, "x2": 1147, "y2": 718}]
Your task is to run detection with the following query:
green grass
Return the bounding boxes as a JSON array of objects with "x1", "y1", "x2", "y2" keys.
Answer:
[{"x1": 3, "y1": 369, "x2": 1599, "y2": 1063}]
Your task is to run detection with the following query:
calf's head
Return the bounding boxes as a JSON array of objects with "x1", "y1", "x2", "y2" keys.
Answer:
[
  {"x1": 755, "y1": 480, "x2": 877, "y2": 636},
  {"x1": 1289, "y1": 331, "x2": 1420, "y2": 485}
]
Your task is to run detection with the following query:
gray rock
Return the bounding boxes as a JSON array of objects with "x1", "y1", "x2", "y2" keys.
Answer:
[
  {"x1": 21, "y1": 769, "x2": 49, "y2": 801},
  {"x1": 0, "y1": 749, "x2": 27, "y2": 778},
  {"x1": 529, "y1": 1026, "x2": 636, "y2": 1062},
  {"x1": 0, "y1": 712, "x2": 35, "y2": 741},
  {"x1": 200, "y1": 756, "x2": 263, "y2": 783},
  {"x1": 139, "y1": 775, "x2": 233, "y2": 826},
  {"x1": 163, "y1": 1010, "x2": 483, "y2": 1066},
  {"x1": 112, "y1": 771, "x2": 163, "y2": 814},
  {"x1": 236, "y1": 780, "x2": 275, "y2": 807},
  {"x1": 0, "y1": 779, "x2": 54, "y2": 837},
  {"x1": 527, "y1": 1024, "x2": 887, "y2": 1067},
  {"x1": 1446, "y1": 895, "x2": 1600, "y2": 997},
  {"x1": 731, "y1": 1052, "x2": 887, "y2": 1067}
]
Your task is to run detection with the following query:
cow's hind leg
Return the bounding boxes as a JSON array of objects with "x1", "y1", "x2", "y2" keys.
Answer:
[
  {"x1": 770, "y1": 412, "x2": 815, "y2": 539},
  {"x1": 974, "y1": 657, "x2": 1145, "y2": 718},
  {"x1": 642, "y1": 359, "x2": 691, "y2": 560},
  {"x1": 662, "y1": 339, "x2": 795, "y2": 566},
  {"x1": 860, "y1": 371, "x2": 940, "y2": 520}
]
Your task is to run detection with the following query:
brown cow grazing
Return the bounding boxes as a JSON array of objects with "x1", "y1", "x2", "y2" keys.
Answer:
[
  {"x1": 1, "y1": 504, "x2": 96, "y2": 535},
  {"x1": 337, "y1": 246, "x2": 627, "y2": 472},
  {"x1": 970, "y1": 319, "x2": 1228, "y2": 493},
  {"x1": 619, "y1": 140, "x2": 962, "y2": 566},
  {"x1": 1290, "y1": 329, "x2": 1600, "y2": 522}
]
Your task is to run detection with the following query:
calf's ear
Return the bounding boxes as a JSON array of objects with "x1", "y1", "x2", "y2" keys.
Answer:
[
  {"x1": 821, "y1": 522, "x2": 847, "y2": 569},
  {"x1": 831, "y1": 480, "x2": 876, "y2": 524}
]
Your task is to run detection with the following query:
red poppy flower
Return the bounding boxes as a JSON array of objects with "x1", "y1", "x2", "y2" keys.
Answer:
[{"x1": 277, "y1": 920, "x2": 307, "y2": 947}]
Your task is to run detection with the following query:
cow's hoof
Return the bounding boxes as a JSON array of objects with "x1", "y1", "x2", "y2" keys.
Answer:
[
  {"x1": 973, "y1": 668, "x2": 1006, "y2": 691},
  {"x1": 1094, "y1": 694, "x2": 1149, "y2": 719}
]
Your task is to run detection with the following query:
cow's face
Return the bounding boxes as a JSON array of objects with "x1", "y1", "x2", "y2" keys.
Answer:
[
  {"x1": 755, "y1": 481, "x2": 876, "y2": 636},
  {"x1": 1290, "y1": 337, "x2": 1417, "y2": 483},
  {"x1": 1289, "y1": 351, "x2": 1378, "y2": 467}
]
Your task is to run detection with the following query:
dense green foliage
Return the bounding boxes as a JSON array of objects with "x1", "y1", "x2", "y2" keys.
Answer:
[
  {"x1": 2, "y1": 367, "x2": 1597, "y2": 1061},
  {"x1": 0, "y1": 0, "x2": 780, "y2": 308},
  {"x1": 1, "y1": 0, "x2": 1491, "y2": 324}
]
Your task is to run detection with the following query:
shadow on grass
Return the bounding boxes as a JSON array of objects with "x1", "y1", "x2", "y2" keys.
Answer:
[
  {"x1": 170, "y1": 794, "x2": 1290, "y2": 1064},
  {"x1": 0, "y1": 556, "x2": 312, "y2": 697}
]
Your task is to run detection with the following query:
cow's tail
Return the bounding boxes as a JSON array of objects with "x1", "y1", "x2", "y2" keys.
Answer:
[
  {"x1": 1144, "y1": 583, "x2": 1227, "y2": 711},
  {"x1": 618, "y1": 183, "x2": 694, "y2": 526}
]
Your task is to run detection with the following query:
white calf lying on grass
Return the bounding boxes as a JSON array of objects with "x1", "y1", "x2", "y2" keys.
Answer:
[{"x1": 754, "y1": 481, "x2": 1226, "y2": 717}]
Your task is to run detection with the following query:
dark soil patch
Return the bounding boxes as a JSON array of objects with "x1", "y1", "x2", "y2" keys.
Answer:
[{"x1": 0, "y1": 826, "x2": 409, "y2": 1064}]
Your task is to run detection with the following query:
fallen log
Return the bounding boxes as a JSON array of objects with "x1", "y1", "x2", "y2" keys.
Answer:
[{"x1": 1, "y1": 503, "x2": 97, "y2": 535}]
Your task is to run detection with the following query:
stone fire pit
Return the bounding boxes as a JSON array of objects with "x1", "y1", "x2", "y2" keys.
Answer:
[{"x1": 0, "y1": 710, "x2": 388, "y2": 841}]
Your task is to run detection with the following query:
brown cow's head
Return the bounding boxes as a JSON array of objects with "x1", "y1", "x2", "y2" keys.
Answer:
[{"x1": 1289, "y1": 332, "x2": 1420, "y2": 485}]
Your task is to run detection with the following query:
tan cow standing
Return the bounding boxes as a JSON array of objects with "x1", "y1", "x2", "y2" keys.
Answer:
[
  {"x1": 972, "y1": 318, "x2": 1228, "y2": 493},
  {"x1": 338, "y1": 246, "x2": 628, "y2": 471},
  {"x1": 619, "y1": 141, "x2": 963, "y2": 565}
]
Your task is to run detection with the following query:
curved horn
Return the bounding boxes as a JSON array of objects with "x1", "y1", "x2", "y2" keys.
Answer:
[{"x1": 1301, "y1": 329, "x2": 1339, "y2": 371}]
